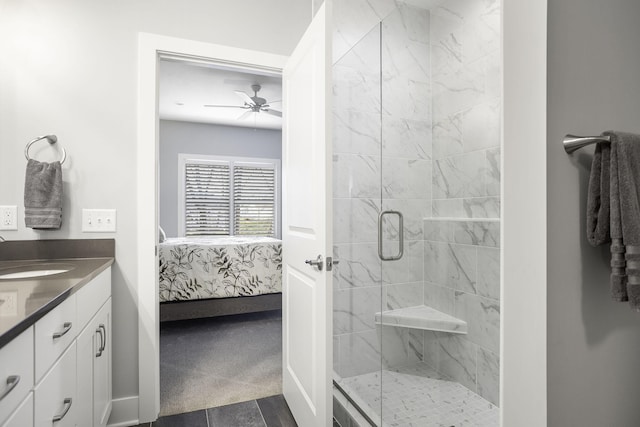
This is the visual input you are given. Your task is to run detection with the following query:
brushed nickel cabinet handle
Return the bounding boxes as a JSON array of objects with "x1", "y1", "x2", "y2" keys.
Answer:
[
  {"x1": 99, "y1": 324, "x2": 107, "y2": 352},
  {"x1": 96, "y1": 326, "x2": 104, "y2": 357},
  {"x1": 0, "y1": 375, "x2": 20, "y2": 401},
  {"x1": 52, "y1": 397, "x2": 72, "y2": 422},
  {"x1": 52, "y1": 322, "x2": 72, "y2": 339}
]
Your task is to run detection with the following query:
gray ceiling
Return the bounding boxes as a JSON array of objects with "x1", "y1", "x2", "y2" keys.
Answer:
[{"x1": 159, "y1": 59, "x2": 282, "y2": 130}]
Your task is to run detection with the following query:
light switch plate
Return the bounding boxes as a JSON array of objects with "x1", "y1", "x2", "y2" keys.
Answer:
[
  {"x1": 0, "y1": 206, "x2": 17, "y2": 230},
  {"x1": 82, "y1": 209, "x2": 117, "y2": 232}
]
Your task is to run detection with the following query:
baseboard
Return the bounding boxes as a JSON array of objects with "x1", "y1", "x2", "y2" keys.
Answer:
[{"x1": 107, "y1": 395, "x2": 140, "y2": 427}]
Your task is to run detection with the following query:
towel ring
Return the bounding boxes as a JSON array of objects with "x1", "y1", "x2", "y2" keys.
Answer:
[{"x1": 24, "y1": 135, "x2": 66, "y2": 165}]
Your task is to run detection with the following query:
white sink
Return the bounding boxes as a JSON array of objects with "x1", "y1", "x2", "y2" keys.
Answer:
[{"x1": 0, "y1": 264, "x2": 74, "y2": 280}]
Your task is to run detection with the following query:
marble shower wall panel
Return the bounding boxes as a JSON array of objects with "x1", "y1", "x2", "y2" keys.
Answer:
[
  {"x1": 422, "y1": 218, "x2": 500, "y2": 406},
  {"x1": 332, "y1": 23, "x2": 383, "y2": 379},
  {"x1": 333, "y1": 0, "x2": 396, "y2": 64},
  {"x1": 380, "y1": 325, "x2": 425, "y2": 369},
  {"x1": 334, "y1": 286, "x2": 381, "y2": 334},
  {"x1": 333, "y1": 243, "x2": 381, "y2": 289},
  {"x1": 333, "y1": 153, "x2": 381, "y2": 199},
  {"x1": 430, "y1": 0, "x2": 501, "y2": 218}
]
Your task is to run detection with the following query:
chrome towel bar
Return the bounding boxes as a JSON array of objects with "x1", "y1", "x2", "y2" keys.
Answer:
[
  {"x1": 24, "y1": 134, "x2": 67, "y2": 164},
  {"x1": 564, "y1": 134, "x2": 611, "y2": 154}
]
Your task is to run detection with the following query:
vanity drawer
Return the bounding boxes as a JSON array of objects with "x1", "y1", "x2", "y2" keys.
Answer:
[
  {"x1": 1, "y1": 393, "x2": 33, "y2": 427},
  {"x1": 76, "y1": 268, "x2": 111, "y2": 331},
  {"x1": 34, "y1": 294, "x2": 77, "y2": 382},
  {"x1": 34, "y1": 342, "x2": 76, "y2": 427},
  {"x1": 0, "y1": 328, "x2": 33, "y2": 425}
]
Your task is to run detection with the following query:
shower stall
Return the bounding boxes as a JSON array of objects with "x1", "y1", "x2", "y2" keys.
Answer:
[{"x1": 332, "y1": 0, "x2": 501, "y2": 425}]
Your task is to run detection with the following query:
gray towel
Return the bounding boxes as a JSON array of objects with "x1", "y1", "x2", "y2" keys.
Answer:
[
  {"x1": 24, "y1": 159, "x2": 62, "y2": 229},
  {"x1": 588, "y1": 131, "x2": 640, "y2": 310},
  {"x1": 586, "y1": 141, "x2": 612, "y2": 246}
]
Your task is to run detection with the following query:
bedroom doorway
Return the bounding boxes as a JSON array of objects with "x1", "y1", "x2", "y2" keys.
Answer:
[
  {"x1": 138, "y1": 22, "x2": 336, "y2": 425},
  {"x1": 154, "y1": 56, "x2": 293, "y2": 423}
]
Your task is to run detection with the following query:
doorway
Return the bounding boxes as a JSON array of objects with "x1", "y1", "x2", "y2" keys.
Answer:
[
  {"x1": 136, "y1": 33, "x2": 290, "y2": 424},
  {"x1": 155, "y1": 57, "x2": 287, "y2": 420}
]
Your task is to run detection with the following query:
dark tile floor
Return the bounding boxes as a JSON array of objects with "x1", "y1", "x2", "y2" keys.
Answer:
[{"x1": 134, "y1": 394, "x2": 297, "y2": 427}]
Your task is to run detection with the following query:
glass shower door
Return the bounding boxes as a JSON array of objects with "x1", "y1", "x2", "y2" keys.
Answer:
[{"x1": 332, "y1": 22, "x2": 384, "y2": 427}]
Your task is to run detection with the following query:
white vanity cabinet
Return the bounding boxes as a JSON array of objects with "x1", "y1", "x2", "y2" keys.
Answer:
[
  {"x1": 77, "y1": 299, "x2": 112, "y2": 427},
  {"x1": 0, "y1": 266, "x2": 112, "y2": 427}
]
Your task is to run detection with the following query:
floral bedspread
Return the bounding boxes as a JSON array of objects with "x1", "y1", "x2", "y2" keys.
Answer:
[{"x1": 159, "y1": 236, "x2": 282, "y2": 302}]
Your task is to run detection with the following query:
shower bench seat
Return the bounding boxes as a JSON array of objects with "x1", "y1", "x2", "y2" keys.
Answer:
[{"x1": 374, "y1": 305, "x2": 467, "y2": 334}]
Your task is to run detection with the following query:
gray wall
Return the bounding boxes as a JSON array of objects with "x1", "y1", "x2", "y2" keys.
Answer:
[
  {"x1": 159, "y1": 120, "x2": 282, "y2": 237},
  {"x1": 547, "y1": 0, "x2": 640, "y2": 425}
]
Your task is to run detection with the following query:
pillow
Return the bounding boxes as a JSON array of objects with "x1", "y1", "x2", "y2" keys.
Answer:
[{"x1": 159, "y1": 226, "x2": 167, "y2": 243}]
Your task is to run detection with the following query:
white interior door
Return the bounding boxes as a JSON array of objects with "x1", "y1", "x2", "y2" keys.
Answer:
[{"x1": 282, "y1": 3, "x2": 332, "y2": 427}]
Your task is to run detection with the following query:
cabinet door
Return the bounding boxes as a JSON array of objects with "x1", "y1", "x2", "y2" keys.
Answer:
[
  {"x1": 93, "y1": 299, "x2": 112, "y2": 427},
  {"x1": 76, "y1": 314, "x2": 97, "y2": 427},
  {"x1": 1, "y1": 393, "x2": 33, "y2": 427},
  {"x1": 76, "y1": 298, "x2": 112, "y2": 427},
  {"x1": 0, "y1": 327, "x2": 33, "y2": 425},
  {"x1": 34, "y1": 342, "x2": 76, "y2": 427}
]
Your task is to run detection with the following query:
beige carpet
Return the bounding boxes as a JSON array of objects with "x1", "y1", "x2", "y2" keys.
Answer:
[{"x1": 159, "y1": 310, "x2": 283, "y2": 416}]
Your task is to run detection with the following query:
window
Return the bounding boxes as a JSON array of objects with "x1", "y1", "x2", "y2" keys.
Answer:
[{"x1": 179, "y1": 154, "x2": 280, "y2": 237}]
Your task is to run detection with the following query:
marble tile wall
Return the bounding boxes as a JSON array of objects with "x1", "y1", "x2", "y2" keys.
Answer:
[
  {"x1": 421, "y1": 0, "x2": 501, "y2": 407},
  {"x1": 429, "y1": 0, "x2": 501, "y2": 220},
  {"x1": 332, "y1": 0, "x2": 502, "y2": 409},
  {"x1": 422, "y1": 218, "x2": 500, "y2": 406},
  {"x1": 333, "y1": 0, "x2": 396, "y2": 63}
]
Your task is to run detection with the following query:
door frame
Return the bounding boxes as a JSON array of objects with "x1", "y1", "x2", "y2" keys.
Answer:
[
  {"x1": 501, "y1": 0, "x2": 547, "y2": 425},
  {"x1": 136, "y1": 33, "x2": 288, "y2": 423}
]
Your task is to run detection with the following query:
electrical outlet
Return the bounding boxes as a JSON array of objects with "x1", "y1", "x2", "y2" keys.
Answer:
[
  {"x1": 0, "y1": 206, "x2": 17, "y2": 230},
  {"x1": 0, "y1": 291, "x2": 18, "y2": 317},
  {"x1": 82, "y1": 209, "x2": 117, "y2": 232}
]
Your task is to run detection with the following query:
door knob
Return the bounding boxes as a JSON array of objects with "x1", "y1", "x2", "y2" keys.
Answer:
[{"x1": 305, "y1": 255, "x2": 323, "y2": 271}]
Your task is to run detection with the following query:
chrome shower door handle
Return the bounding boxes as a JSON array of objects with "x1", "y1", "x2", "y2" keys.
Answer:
[{"x1": 378, "y1": 210, "x2": 404, "y2": 261}]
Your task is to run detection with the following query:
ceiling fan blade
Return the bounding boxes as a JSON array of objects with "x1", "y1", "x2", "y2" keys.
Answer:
[
  {"x1": 262, "y1": 108, "x2": 282, "y2": 118},
  {"x1": 234, "y1": 91, "x2": 255, "y2": 106},
  {"x1": 237, "y1": 110, "x2": 254, "y2": 121},
  {"x1": 266, "y1": 100, "x2": 282, "y2": 104},
  {"x1": 203, "y1": 105, "x2": 247, "y2": 108}
]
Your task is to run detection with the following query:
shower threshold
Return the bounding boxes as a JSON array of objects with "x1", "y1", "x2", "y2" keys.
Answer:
[{"x1": 336, "y1": 363, "x2": 498, "y2": 427}]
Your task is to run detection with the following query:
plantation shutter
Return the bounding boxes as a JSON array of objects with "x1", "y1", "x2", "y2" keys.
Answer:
[
  {"x1": 233, "y1": 165, "x2": 276, "y2": 236},
  {"x1": 184, "y1": 162, "x2": 230, "y2": 235}
]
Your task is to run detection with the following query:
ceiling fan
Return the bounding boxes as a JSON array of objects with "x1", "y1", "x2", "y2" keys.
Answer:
[{"x1": 204, "y1": 84, "x2": 282, "y2": 120}]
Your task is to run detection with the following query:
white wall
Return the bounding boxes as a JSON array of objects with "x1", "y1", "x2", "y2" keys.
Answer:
[
  {"x1": 547, "y1": 0, "x2": 640, "y2": 425},
  {"x1": 159, "y1": 120, "x2": 282, "y2": 237},
  {"x1": 0, "y1": 0, "x2": 309, "y2": 410}
]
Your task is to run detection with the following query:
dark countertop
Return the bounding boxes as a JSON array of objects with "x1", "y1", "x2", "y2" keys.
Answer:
[{"x1": 0, "y1": 256, "x2": 114, "y2": 349}]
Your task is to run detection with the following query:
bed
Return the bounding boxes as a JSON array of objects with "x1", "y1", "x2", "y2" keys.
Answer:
[{"x1": 158, "y1": 236, "x2": 282, "y2": 321}]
